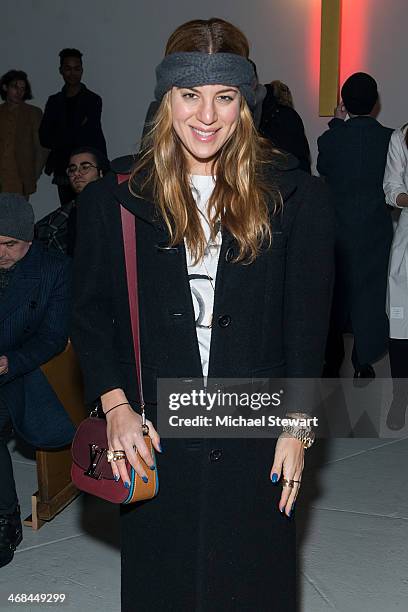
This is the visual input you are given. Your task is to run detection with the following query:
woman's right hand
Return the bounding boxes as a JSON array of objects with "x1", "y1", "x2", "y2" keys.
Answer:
[{"x1": 102, "y1": 392, "x2": 161, "y2": 486}]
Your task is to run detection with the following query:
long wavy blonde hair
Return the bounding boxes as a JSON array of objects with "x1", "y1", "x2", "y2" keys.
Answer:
[{"x1": 131, "y1": 18, "x2": 281, "y2": 263}]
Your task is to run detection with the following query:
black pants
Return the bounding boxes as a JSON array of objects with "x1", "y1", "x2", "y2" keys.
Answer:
[
  {"x1": 389, "y1": 338, "x2": 408, "y2": 401},
  {"x1": 0, "y1": 401, "x2": 18, "y2": 514},
  {"x1": 324, "y1": 324, "x2": 362, "y2": 373}
]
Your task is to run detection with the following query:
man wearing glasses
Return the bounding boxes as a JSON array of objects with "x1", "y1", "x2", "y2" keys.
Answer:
[{"x1": 36, "y1": 147, "x2": 110, "y2": 256}]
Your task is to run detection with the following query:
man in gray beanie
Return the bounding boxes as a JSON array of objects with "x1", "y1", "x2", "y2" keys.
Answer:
[
  {"x1": 0, "y1": 193, "x2": 74, "y2": 568},
  {"x1": 0, "y1": 193, "x2": 34, "y2": 272}
]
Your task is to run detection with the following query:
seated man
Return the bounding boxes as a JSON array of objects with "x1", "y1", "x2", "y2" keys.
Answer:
[
  {"x1": 35, "y1": 147, "x2": 110, "y2": 256},
  {"x1": 0, "y1": 194, "x2": 74, "y2": 568}
]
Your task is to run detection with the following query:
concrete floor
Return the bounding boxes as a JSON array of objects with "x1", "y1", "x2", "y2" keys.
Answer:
[
  {"x1": 1, "y1": 349, "x2": 408, "y2": 611},
  {"x1": 2, "y1": 436, "x2": 407, "y2": 612}
]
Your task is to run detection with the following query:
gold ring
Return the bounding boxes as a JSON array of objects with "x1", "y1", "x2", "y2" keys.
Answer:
[
  {"x1": 107, "y1": 450, "x2": 127, "y2": 463},
  {"x1": 281, "y1": 478, "x2": 294, "y2": 488},
  {"x1": 281, "y1": 478, "x2": 301, "y2": 488}
]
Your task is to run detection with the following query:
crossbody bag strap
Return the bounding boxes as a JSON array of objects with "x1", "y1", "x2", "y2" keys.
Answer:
[{"x1": 117, "y1": 173, "x2": 146, "y2": 428}]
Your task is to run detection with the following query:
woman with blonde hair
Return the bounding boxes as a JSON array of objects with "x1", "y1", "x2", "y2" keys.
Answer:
[{"x1": 72, "y1": 17, "x2": 333, "y2": 611}]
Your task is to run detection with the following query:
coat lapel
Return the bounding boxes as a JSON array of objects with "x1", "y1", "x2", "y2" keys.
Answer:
[{"x1": 0, "y1": 244, "x2": 41, "y2": 323}]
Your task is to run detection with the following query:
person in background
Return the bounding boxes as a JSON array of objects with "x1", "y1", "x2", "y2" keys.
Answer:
[
  {"x1": 318, "y1": 72, "x2": 393, "y2": 381},
  {"x1": 383, "y1": 123, "x2": 408, "y2": 429},
  {"x1": 36, "y1": 147, "x2": 110, "y2": 256},
  {"x1": 0, "y1": 194, "x2": 74, "y2": 568},
  {"x1": 71, "y1": 17, "x2": 333, "y2": 611},
  {"x1": 0, "y1": 70, "x2": 47, "y2": 198},
  {"x1": 39, "y1": 48, "x2": 107, "y2": 205},
  {"x1": 259, "y1": 79, "x2": 311, "y2": 173},
  {"x1": 270, "y1": 80, "x2": 294, "y2": 108}
]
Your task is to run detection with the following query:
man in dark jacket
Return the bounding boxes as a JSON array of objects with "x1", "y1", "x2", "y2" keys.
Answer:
[
  {"x1": 35, "y1": 146, "x2": 110, "y2": 256},
  {"x1": 317, "y1": 72, "x2": 393, "y2": 380},
  {"x1": 0, "y1": 194, "x2": 74, "y2": 568},
  {"x1": 39, "y1": 48, "x2": 107, "y2": 204}
]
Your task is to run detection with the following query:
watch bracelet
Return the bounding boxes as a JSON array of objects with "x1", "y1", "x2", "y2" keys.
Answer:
[{"x1": 281, "y1": 425, "x2": 315, "y2": 449}]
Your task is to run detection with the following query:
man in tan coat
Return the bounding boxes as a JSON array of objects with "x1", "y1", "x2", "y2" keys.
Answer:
[{"x1": 0, "y1": 70, "x2": 47, "y2": 198}]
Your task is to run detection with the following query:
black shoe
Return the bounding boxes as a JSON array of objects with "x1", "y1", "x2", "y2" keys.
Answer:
[
  {"x1": 353, "y1": 364, "x2": 375, "y2": 387},
  {"x1": 386, "y1": 400, "x2": 407, "y2": 431},
  {"x1": 0, "y1": 506, "x2": 23, "y2": 568}
]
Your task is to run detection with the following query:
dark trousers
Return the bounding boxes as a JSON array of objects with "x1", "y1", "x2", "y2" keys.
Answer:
[
  {"x1": 324, "y1": 324, "x2": 361, "y2": 373},
  {"x1": 389, "y1": 338, "x2": 408, "y2": 401},
  {"x1": 0, "y1": 401, "x2": 18, "y2": 514}
]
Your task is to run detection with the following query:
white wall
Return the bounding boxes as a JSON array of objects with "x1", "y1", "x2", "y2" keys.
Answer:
[{"x1": 1, "y1": 0, "x2": 406, "y2": 218}]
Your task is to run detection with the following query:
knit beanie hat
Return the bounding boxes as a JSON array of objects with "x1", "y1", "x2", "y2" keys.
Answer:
[
  {"x1": 341, "y1": 72, "x2": 378, "y2": 115},
  {"x1": 0, "y1": 193, "x2": 34, "y2": 241}
]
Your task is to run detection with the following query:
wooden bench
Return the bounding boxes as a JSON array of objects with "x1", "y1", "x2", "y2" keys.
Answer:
[{"x1": 23, "y1": 343, "x2": 87, "y2": 530}]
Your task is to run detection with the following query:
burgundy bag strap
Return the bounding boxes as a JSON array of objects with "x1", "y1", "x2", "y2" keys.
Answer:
[{"x1": 117, "y1": 173, "x2": 145, "y2": 421}]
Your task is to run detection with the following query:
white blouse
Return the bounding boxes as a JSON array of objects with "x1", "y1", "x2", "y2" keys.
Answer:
[
  {"x1": 384, "y1": 125, "x2": 408, "y2": 338},
  {"x1": 383, "y1": 125, "x2": 408, "y2": 208},
  {"x1": 186, "y1": 175, "x2": 221, "y2": 376}
]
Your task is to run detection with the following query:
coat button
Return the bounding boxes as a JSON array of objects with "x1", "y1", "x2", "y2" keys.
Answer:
[
  {"x1": 225, "y1": 247, "x2": 234, "y2": 263},
  {"x1": 209, "y1": 449, "x2": 222, "y2": 462},
  {"x1": 218, "y1": 315, "x2": 231, "y2": 328}
]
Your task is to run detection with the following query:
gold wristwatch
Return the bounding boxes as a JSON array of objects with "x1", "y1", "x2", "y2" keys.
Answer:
[
  {"x1": 282, "y1": 412, "x2": 315, "y2": 449},
  {"x1": 282, "y1": 425, "x2": 315, "y2": 449}
]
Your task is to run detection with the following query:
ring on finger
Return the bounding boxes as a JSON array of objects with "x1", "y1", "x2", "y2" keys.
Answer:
[
  {"x1": 107, "y1": 450, "x2": 127, "y2": 463},
  {"x1": 281, "y1": 478, "x2": 301, "y2": 488}
]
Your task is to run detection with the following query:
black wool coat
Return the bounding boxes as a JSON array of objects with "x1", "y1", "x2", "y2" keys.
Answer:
[
  {"x1": 317, "y1": 116, "x2": 393, "y2": 365},
  {"x1": 71, "y1": 155, "x2": 334, "y2": 611},
  {"x1": 259, "y1": 84, "x2": 312, "y2": 174}
]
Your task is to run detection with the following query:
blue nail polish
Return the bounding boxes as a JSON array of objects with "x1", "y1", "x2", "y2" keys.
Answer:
[
  {"x1": 114, "y1": 474, "x2": 120, "y2": 482},
  {"x1": 150, "y1": 465, "x2": 156, "y2": 471},
  {"x1": 159, "y1": 443, "x2": 164, "y2": 453},
  {"x1": 142, "y1": 476, "x2": 148, "y2": 484},
  {"x1": 288, "y1": 510, "x2": 292, "y2": 517},
  {"x1": 271, "y1": 473, "x2": 279, "y2": 483},
  {"x1": 124, "y1": 481, "x2": 130, "y2": 489},
  {"x1": 291, "y1": 502, "x2": 295, "y2": 513}
]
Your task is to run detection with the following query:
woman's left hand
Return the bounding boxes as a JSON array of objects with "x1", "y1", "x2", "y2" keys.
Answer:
[{"x1": 270, "y1": 435, "x2": 305, "y2": 516}]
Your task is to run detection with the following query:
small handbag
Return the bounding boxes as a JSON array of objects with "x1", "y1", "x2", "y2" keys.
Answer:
[{"x1": 71, "y1": 174, "x2": 158, "y2": 504}]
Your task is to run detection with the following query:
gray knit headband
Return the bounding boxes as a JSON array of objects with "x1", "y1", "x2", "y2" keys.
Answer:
[{"x1": 154, "y1": 52, "x2": 257, "y2": 110}]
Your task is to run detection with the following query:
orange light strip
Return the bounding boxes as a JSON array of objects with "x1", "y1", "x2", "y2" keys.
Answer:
[{"x1": 339, "y1": 0, "x2": 369, "y2": 87}]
